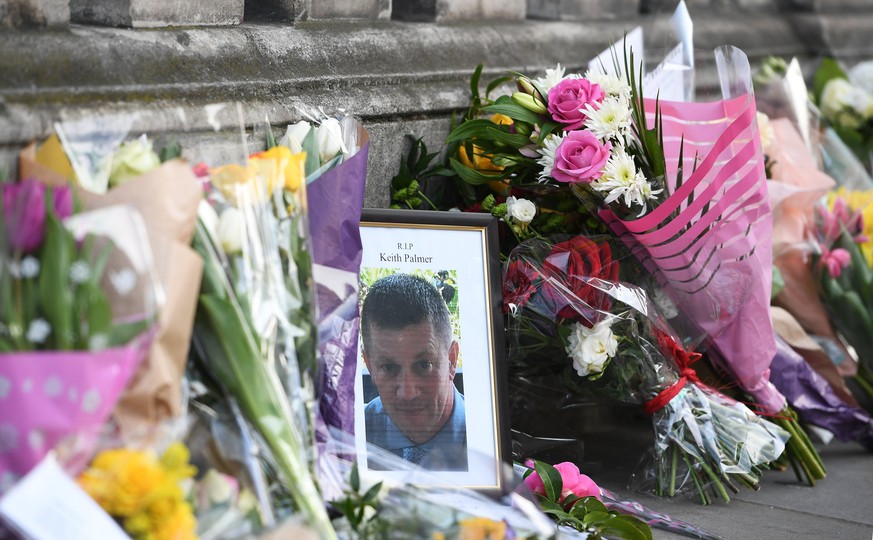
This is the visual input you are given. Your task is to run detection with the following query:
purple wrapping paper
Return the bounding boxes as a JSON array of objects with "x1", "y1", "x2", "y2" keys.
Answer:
[
  {"x1": 308, "y1": 139, "x2": 369, "y2": 434},
  {"x1": 770, "y1": 336, "x2": 873, "y2": 450}
]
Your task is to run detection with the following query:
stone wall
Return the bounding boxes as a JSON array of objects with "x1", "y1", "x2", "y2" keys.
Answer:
[{"x1": 2, "y1": 0, "x2": 873, "y2": 207}]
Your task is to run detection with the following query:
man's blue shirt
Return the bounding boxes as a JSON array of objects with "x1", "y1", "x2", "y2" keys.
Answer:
[{"x1": 364, "y1": 385, "x2": 467, "y2": 471}]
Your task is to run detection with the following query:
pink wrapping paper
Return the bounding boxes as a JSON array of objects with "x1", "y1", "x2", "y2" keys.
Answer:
[
  {"x1": 601, "y1": 66, "x2": 785, "y2": 412},
  {"x1": 0, "y1": 333, "x2": 151, "y2": 486}
]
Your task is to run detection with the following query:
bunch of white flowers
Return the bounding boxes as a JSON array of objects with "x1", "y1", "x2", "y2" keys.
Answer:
[{"x1": 565, "y1": 319, "x2": 618, "y2": 378}]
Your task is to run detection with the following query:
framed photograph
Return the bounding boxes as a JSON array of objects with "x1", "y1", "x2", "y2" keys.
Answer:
[{"x1": 354, "y1": 208, "x2": 510, "y2": 494}]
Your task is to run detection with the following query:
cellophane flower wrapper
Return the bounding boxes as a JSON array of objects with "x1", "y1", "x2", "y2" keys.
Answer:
[
  {"x1": 189, "y1": 104, "x2": 335, "y2": 539},
  {"x1": 295, "y1": 114, "x2": 369, "y2": 436},
  {"x1": 321, "y1": 429, "x2": 556, "y2": 540},
  {"x1": 0, "y1": 203, "x2": 161, "y2": 488},
  {"x1": 504, "y1": 236, "x2": 788, "y2": 501},
  {"x1": 770, "y1": 336, "x2": 873, "y2": 450},
  {"x1": 594, "y1": 46, "x2": 785, "y2": 414}
]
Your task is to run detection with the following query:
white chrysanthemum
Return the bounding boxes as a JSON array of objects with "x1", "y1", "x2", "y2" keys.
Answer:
[
  {"x1": 19, "y1": 257, "x2": 40, "y2": 279},
  {"x1": 25, "y1": 318, "x2": 51, "y2": 344},
  {"x1": 69, "y1": 260, "x2": 90, "y2": 284},
  {"x1": 583, "y1": 95, "x2": 633, "y2": 142},
  {"x1": 593, "y1": 151, "x2": 662, "y2": 216},
  {"x1": 506, "y1": 196, "x2": 536, "y2": 224},
  {"x1": 534, "y1": 64, "x2": 567, "y2": 93},
  {"x1": 566, "y1": 320, "x2": 618, "y2": 377},
  {"x1": 537, "y1": 133, "x2": 564, "y2": 182},
  {"x1": 585, "y1": 70, "x2": 632, "y2": 100}
]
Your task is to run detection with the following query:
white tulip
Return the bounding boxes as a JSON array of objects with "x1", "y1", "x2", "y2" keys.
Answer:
[
  {"x1": 316, "y1": 117, "x2": 345, "y2": 163},
  {"x1": 217, "y1": 206, "x2": 244, "y2": 255},
  {"x1": 279, "y1": 120, "x2": 312, "y2": 154}
]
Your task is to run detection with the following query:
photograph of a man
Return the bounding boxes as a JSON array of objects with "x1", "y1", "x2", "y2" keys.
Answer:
[{"x1": 360, "y1": 273, "x2": 468, "y2": 471}]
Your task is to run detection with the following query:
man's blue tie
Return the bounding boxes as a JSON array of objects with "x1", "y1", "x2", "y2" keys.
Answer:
[{"x1": 402, "y1": 446, "x2": 427, "y2": 465}]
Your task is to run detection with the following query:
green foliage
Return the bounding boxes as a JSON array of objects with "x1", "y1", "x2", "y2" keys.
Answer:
[
  {"x1": 330, "y1": 463, "x2": 389, "y2": 540},
  {"x1": 158, "y1": 140, "x2": 183, "y2": 162},
  {"x1": 813, "y1": 57, "x2": 848, "y2": 105},
  {"x1": 390, "y1": 137, "x2": 448, "y2": 209}
]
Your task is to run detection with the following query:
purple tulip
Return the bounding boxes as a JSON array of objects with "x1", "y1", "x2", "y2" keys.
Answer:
[{"x1": 2, "y1": 179, "x2": 73, "y2": 253}]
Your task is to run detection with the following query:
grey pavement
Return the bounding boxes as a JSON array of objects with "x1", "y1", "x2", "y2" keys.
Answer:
[{"x1": 572, "y1": 407, "x2": 873, "y2": 540}]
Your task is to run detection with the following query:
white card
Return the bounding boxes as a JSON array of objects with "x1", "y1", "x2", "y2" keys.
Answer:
[
  {"x1": 0, "y1": 456, "x2": 129, "y2": 540},
  {"x1": 587, "y1": 26, "x2": 644, "y2": 79}
]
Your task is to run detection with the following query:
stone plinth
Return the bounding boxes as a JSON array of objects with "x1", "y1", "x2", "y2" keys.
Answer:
[
  {"x1": 528, "y1": 0, "x2": 638, "y2": 21},
  {"x1": 1, "y1": 0, "x2": 68, "y2": 27},
  {"x1": 393, "y1": 0, "x2": 524, "y2": 22},
  {"x1": 70, "y1": 0, "x2": 243, "y2": 27}
]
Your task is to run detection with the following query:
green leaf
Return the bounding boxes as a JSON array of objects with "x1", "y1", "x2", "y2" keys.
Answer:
[
  {"x1": 485, "y1": 75, "x2": 514, "y2": 99},
  {"x1": 484, "y1": 126, "x2": 531, "y2": 148},
  {"x1": 470, "y1": 64, "x2": 483, "y2": 102},
  {"x1": 350, "y1": 462, "x2": 361, "y2": 492},
  {"x1": 482, "y1": 96, "x2": 541, "y2": 125},
  {"x1": 581, "y1": 510, "x2": 611, "y2": 527},
  {"x1": 533, "y1": 460, "x2": 563, "y2": 502},
  {"x1": 78, "y1": 282, "x2": 111, "y2": 348},
  {"x1": 814, "y1": 58, "x2": 849, "y2": 104},
  {"x1": 600, "y1": 515, "x2": 654, "y2": 540},
  {"x1": 158, "y1": 140, "x2": 182, "y2": 162},
  {"x1": 449, "y1": 158, "x2": 503, "y2": 186},
  {"x1": 445, "y1": 119, "x2": 507, "y2": 144},
  {"x1": 38, "y1": 201, "x2": 75, "y2": 349},
  {"x1": 580, "y1": 497, "x2": 609, "y2": 514},
  {"x1": 362, "y1": 482, "x2": 382, "y2": 504},
  {"x1": 265, "y1": 123, "x2": 277, "y2": 150},
  {"x1": 301, "y1": 126, "x2": 321, "y2": 177}
]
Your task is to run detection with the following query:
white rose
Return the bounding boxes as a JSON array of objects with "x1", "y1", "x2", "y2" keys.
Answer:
[
  {"x1": 279, "y1": 120, "x2": 312, "y2": 154},
  {"x1": 217, "y1": 206, "x2": 244, "y2": 255},
  {"x1": 566, "y1": 320, "x2": 617, "y2": 377},
  {"x1": 820, "y1": 78, "x2": 854, "y2": 122},
  {"x1": 506, "y1": 196, "x2": 536, "y2": 224},
  {"x1": 315, "y1": 117, "x2": 345, "y2": 163},
  {"x1": 200, "y1": 469, "x2": 238, "y2": 507}
]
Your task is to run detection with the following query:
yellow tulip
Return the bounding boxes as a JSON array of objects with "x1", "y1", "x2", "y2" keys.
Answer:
[{"x1": 210, "y1": 147, "x2": 306, "y2": 205}]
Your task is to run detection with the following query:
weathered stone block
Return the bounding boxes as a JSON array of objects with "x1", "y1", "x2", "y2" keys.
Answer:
[
  {"x1": 393, "y1": 0, "x2": 524, "y2": 22},
  {"x1": 70, "y1": 0, "x2": 243, "y2": 27},
  {"x1": 0, "y1": 0, "x2": 68, "y2": 27},
  {"x1": 528, "y1": 0, "x2": 637, "y2": 21},
  {"x1": 309, "y1": 0, "x2": 391, "y2": 19}
]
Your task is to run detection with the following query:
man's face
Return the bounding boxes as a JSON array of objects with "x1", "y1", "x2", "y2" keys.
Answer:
[{"x1": 363, "y1": 321, "x2": 459, "y2": 444}]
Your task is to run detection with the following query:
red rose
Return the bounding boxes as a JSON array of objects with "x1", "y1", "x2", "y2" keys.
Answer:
[
  {"x1": 503, "y1": 260, "x2": 540, "y2": 313},
  {"x1": 541, "y1": 236, "x2": 619, "y2": 322}
]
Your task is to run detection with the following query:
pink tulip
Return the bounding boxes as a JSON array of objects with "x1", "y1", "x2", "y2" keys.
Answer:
[
  {"x1": 2, "y1": 180, "x2": 73, "y2": 253},
  {"x1": 820, "y1": 246, "x2": 851, "y2": 278}
]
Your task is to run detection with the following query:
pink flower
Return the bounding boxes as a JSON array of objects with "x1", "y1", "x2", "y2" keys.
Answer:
[
  {"x1": 2, "y1": 180, "x2": 73, "y2": 253},
  {"x1": 551, "y1": 131, "x2": 610, "y2": 184},
  {"x1": 547, "y1": 78, "x2": 605, "y2": 130},
  {"x1": 820, "y1": 246, "x2": 851, "y2": 278},
  {"x1": 523, "y1": 461, "x2": 602, "y2": 501}
]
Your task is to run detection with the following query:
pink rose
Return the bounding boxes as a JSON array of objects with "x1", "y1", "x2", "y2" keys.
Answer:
[
  {"x1": 523, "y1": 461, "x2": 602, "y2": 501},
  {"x1": 551, "y1": 131, "x2": 610, "y2": 184},
  {"x1": 547, "y1": 78, "x2": 605, "y2": 130}
]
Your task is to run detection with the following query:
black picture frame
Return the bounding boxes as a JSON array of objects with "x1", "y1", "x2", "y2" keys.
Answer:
[{"x1": 354, "y1": 208, "x2": 510, "y2": 496}]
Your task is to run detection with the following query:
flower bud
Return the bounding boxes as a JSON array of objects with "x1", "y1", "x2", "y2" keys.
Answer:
[
  {"x1": 108, "y1": 136, "x2": 161, "y2": 187},
  {"x1": 316, "y1": 118, "x2": 345, "y2": 163},
  {"x1": 217, "y1": 206, "x2": 244, "y2": 255},
  {"x1": 279, "y1": 120, "x2": 311, "y2": 154},
  {"x1": 517, "y1": 76, "x2": 536, "y2": 96},
  {"x1": 511, "y1": 92, "x2": 547, "y2": 114}
]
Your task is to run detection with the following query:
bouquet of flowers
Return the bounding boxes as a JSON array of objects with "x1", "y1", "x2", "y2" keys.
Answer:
[
  {"x1": 813, "y1": 58, "x2": 873, "y2": 174},
  {"x1": 191, "y1": 135, "x2": 336, "y2": 538},
  {"x1": 275, "y1": 113, "x2": 370, "y2": 435},
  {"x1": 504, "y1": 235, "x2": 789, "y2": 505},
  {"x1": 0, "y1": 178, "x2": 160, "y2": 485},
  {"x1": 810, "y1": 194, "x2": 873, "y2": 408}
]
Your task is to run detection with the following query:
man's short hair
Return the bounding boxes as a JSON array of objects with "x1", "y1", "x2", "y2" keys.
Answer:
[{"x1": 360, "y1": 273, "x2": 453, "y2": 352}]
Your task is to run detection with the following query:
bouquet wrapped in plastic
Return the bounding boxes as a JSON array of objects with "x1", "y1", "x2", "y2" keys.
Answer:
[
  {"x1": 504, "y1": 235, "x2": 789, "y2": 505},
  {"x1": 0, "y1": 180, "x2": 161, "y2": 485},
  {"x1": 276, "y1": 113, "x2": 370, "y2": 435},
  {"x1": 188, "y1": 106, "x2": 335, "y2": 538}
]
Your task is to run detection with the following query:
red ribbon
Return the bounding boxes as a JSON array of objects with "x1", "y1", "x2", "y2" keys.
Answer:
[{"x1": 643, "y1": 330, "x2": 703, "y2": 415}]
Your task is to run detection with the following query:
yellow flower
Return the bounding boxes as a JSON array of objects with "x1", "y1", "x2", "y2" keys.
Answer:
[
  {"x1": 457, "y1": 517, "x2": 508, "y2": 540},
  {"x1": 210, "y1": 147, "x2": 306, "y2": 205},
  {"x1": 458, "y1": 113, "x2": 514, "y2": 173},
  {"x1": 78, "y1": 449, "x2": 165, "y2": 517},
  {"x1": 152, "y1": 503, "x2": 198, "y2": 540},
  {"x1": 250, "y1": 146, "x2": 306, "y2": 193},
  {"x1": 160, "y1": 442, "x2": 197, "y2": 482},
  {"x1": 828, "y1": 187, "x2": 873, "y2": 266}
]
